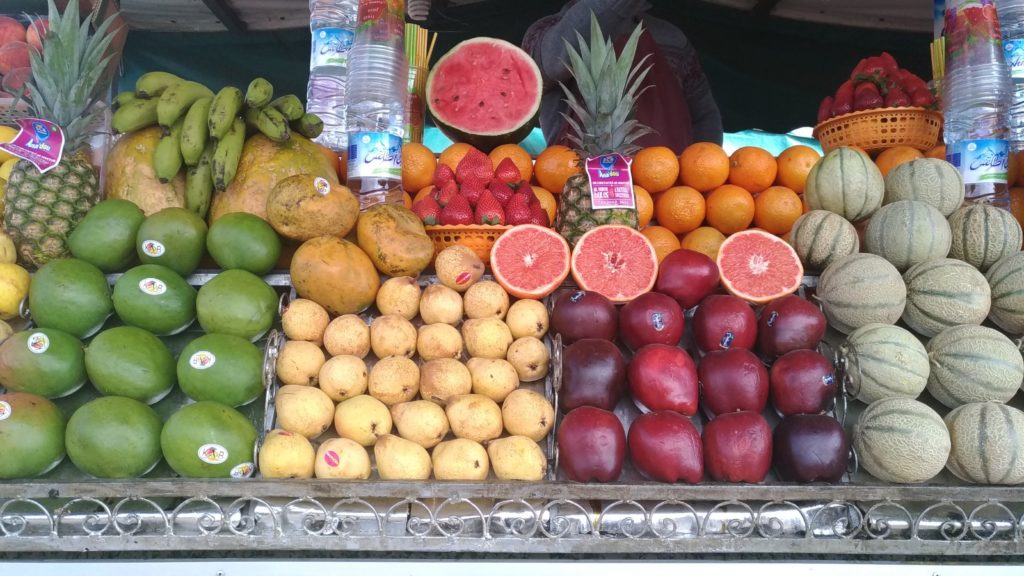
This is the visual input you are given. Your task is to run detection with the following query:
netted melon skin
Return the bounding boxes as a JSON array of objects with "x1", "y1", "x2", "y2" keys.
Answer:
[
  {"x1": 816, "y1": 253, "x2": 906, "y2": 335},
  {"x1": 925, "y1": 325, "x2": 1024, "y2": 409},
  {"x1": 948, "y1": 204, "x2": 1023, "y2": 273},
  {"x1": 788, "y1": 210, "x2": 859, "y2": 273},
  {"x1": 985, "y1": 252, "x2": 1024, "y2": 335},
  {"x1": 945, "y1": 402, "x2": 1024, "y2": 485},
  {"x1": 901, "y1": 258, "x2": 990, "y2": 338},
  {"x1": 853, "y1": 397, "x2": 950, "y2": 484},
  {"x1": 840, "y1": 323, "x2": 929, "y2": 404},
  {"x1": 865, "y1": 200, "x2": 951, "y2": 272},
  {"x1": 883, "y1": 158, "x2": 964, "y2": 217}
]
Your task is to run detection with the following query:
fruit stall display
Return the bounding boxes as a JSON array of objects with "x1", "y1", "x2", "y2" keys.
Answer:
[{"x1": 2, "y1": 4, "x2": 1024, "y2": 557}]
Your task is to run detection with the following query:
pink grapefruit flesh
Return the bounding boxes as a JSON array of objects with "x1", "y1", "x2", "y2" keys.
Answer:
[
  {"x1": 716, "y1": 230, "x2": 803, "y2": 304},
  {"x1": 490, "y1": 224, "x2": 571, "y2": 299},
  {"x1": 570, "y1": 225, "x2": 659, "y2": 303}
]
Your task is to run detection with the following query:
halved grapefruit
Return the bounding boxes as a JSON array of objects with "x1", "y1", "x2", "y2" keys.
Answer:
[
  {"x1": 570, "y1": 225, "x2": 658, "y2": 303},
  {"x1": 717, "y1": 229, "x2": 803, "y2": 304},
  {"x1": 490, "y1": 224, "x2": 571, "y2": 299}
]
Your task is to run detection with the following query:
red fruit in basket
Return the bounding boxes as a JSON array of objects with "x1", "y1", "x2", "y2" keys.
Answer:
[
  {"x1": 439, "y1": 194, "x2": 473, "y2": 225},
  {"x1": 653, "y1": 248, "x2": 720, "y2": 310},
  {"x1": 885, "y1": 86, "x2": 910, "y2": 108},
  {"x1": 627, "y1": 411, "x2": 703, "y2": 483},
  {"x1": 853, "y1": 81, "x2": 883, "y2": 111},
  {"x1": 412, "y1": 195, "x2": 442, "y2": 225},
  {"x1": 693, "y1": 294, "x2": 757, "y2": 352},
  {"x1": 703, "y1": 410, "x2": 772, "y2": 483},
  {"x1": 561, "y1": 338, "x2": 626, "y2": 411},
  {"x1": 505, "y1": 191, "x2": 533, "y2": 225},
  {"x1": 773, "y1": 414, "x2": 848, "y2": 483},
  {"x1": 899, "y1": 69, "x2": 929, "y2": 94},
  {"x1": 494, "y1": 157, "x2": 522, "y2": 185},
  {"x1": 436, "y1": 180, "x2": 458, "y2": 207},
  {"x1": 832, "y1": 80, "x2": 854, "y2": 116},
  {"x1": 434, "y1": 163, "x2": 456, "y2": 188},
  {"x1": 527, "y1": 203, "x2": 550, "y2": 227},
  {"x1": 0, "y1": 16, "x2": 26, "y2": 46},
  {"x1": 770, "y1": 349, "x2": 836, "y2": 417},
  {"x1": 551, "y1": 290, "x2": 618, "y2": 343},
  {"x1": 26, "y1": 18, "x2": 47, "y2": 53},
  {"x1": 474, "y1": 190, "x2": 506, "y2": 225},
  {"x1": 628, "y1": 343, "x2": 698, "y2": 415},
  {"x1": 878, "y1": 52, "x2": 900, "y2": 78},
  {"x1": 455, "y1": 147, "x2": 493, "y2": 187},
  {"x1": 461, "y1": 181, "x2": 485, "y2": 207},
  {"x1": 490, "y1": 179, "x2": 515, "y2": 207},
  {"x1": 911, "y1": 88, "x2": 934, "y2": 108},
  {"x1": 757, "y1": 295, "x2": 826, "y2": 357},
  {"x1": 699, "y1": 348, "x2": 769, "y2": 415},
  {"x1": 558, "y1": 406, "x2": 626, "y2": 482},
  {"x1": 618, "y1": 292, "x2": 684, "y2": 351},
  {"x1": 817, "y1": 96, "x2": 834, "y2": 123},
  {"x1": 0, "y1": 41, "x2": 30, "y2": 76}
]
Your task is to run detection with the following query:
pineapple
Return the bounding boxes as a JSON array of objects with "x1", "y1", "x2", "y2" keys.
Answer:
[
  {"x1": 553, "y1": 15, "x2": 653, "y2": 247},
  {"x1": 4, "y1": 0, "x2": 119, "y2": 267}
]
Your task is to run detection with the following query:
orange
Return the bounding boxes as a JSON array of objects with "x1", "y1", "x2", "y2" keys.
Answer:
[
  {"x1": 753, "y1": 186, "x2": 803, "y2": 235},
  {"x1": 632, "y1": 146, "x2": 680, "y2": 193},
  {"x1": 534, "y1": 145, "x2": 581, "y2": 193},
  {"x1": 678, "y1": 141, "x2": 730, "y2": 192},
  {"x1": 634, "y1": 185, "x2": 654, "y2": 228},
  {"x1": 775, "y1": 145, "x2": 820, "y2": 193},
  {"x1": 728, "y1": 146, "x2": 778, "y2": 193},
  {"x1": 1009, "y1": 151, "x2": 1020, "y2": 189},
  {"x1": 489, "y1": 143, "x2": 534, "y2": 183},
  {"x1": 925, "y1": 144, "x2": 946, "y2": 160},
  {"x1": 874, "y1": 145, "x2": 923, "y2": 177},
  {"x1": 640, "y1": 225, "x2": 681, "y2": 264},
  {"x1": 531, "y1": 185, "x2": 558, "y2": 224},
  {"x1": 1011, "y1": 187, "x2": 1024, "y2": 229},
  {"x1": 438, "y1": 142, "x2": 477, "y2": 172},
  {"x1": 1018, "y1": 152, "x2": 1024, "y2": 186},
  {"x1": 654, "y1": 185, "x2": 706, "y2": 235},
  {"x1": 706, "y1": 184, "x2": 756, "y2": 235},
  {"x1": 317, "y1": 144, "x2": 342, "y2": 180},
  {"x1": 680, "y1": 226, "x2": 727, "y2": 261},
  {"x1": 414, "y1": 185, "x2": 435, "y2": 204},
  {"x1": 403, "y1": 192, "x2": 413, "y2": 210},
  {"x1": 402, "y1": 142, "x2": 437, "y2": 194}
]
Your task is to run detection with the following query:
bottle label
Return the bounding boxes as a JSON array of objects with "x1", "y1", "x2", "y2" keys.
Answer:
[
  {"x1": 947, "y1": 139, "x2": 1009, "y2": 186},
  {"x1": 1006, "y1": 39, "x2": 1024, "y2": 79},
  {"x1": 357, "y1": 0, "x2": 404, "y2": 40},
  {"x1": 585, "y1": 153, "x2": 636, "y2": 210},
  {"x1": 347, "y1": 132, "x2": 402, "y2": 181},
  {"x1": 312, "y1": 28, "x2": 354, "y2": 68},
  {"x1": 0, "y1": 118, "x2": 65, "y2": 174}
]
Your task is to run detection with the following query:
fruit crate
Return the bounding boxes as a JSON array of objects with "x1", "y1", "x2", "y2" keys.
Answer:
[{"x1": 2, "y1": 275, "x2": 1024, "y2": 556}]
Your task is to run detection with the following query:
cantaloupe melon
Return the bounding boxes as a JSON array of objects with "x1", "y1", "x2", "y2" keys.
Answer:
[
  {"x1": 925, "y1": 324, "x2": 1024, "y2": 409},
  {"x1": 984, "y1": 252, "x2": 1024, "y2": 335},
  {"x1": 901, "y1": 258, "x2": 991, "y2": 338},
  {"x1": 804, "y1": 147, "x2": 885, "y2": 222},
  {"x1": 815, "y1": 253, "x2": 907, "y2": 334},
  {"x1": 945, "y1": 402, "x2": 1024, "y2": 485},
  {"x1": 864, "y1": 200, "x2": 951, "y2": 272},
  {"x1": 839, "y1": 323, "x2": 929, "y2": 404},
  {"x1": 853, "y1": 397, "x2": 950, "y2": 483},
  {"x1": 948, "y1": 204, "x2": 1023, "y2": 272},
  {"x1": 883, "y1": 158, "x2": 965, "y2": 217},
  {"x1": 787, "y1": 210, "x2": 860, "y2": 272}
]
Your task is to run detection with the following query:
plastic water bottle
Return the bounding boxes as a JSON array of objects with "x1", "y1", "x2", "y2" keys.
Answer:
[
  {"x1": 999, "y1": 0, "x2": 1024, "y2": 151},
  {"x1": 345, "y1": 0, "x2": 408, "y2": 209},
  {"x1": 944, "y1": 0, "x2": 1012, "y2": 209},
  {"x1": 307, "y1": 0, "x2": 358, "y2": 152}
]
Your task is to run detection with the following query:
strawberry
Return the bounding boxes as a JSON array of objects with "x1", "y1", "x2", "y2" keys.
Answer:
[
  {"x1": 817, "y1": 95, "x2": 834, "y2": 123},
  {"x1": 455, "y1": 147, "x2": 493, "y2": 187},
  {"x1": 884, "y1": 86, "x2": 910, "y2": 108},
  {"x1": 910, "y1": 88, "x2": 935, "y2": 108},
  {"x1": 505, "y1": 192, "x2": 533, "y2": 225},
  {"x1": 475, "y1": 190, "x2": 506, "y2": 225},
  {"x1": 527, "y1": 203, "x2": 550, "y2": 227},
  {"x1": 899, "y1": 69, "x2": 929, "y2": 94},
  {"x1": 461, "y1": 181, "x2": 486, "y2": 207},
  {"x1": 412, "y1": 196, "x2": 442, "y2": 225},
  {"x1": 436, "y1": 180, "x2": 458, "y2": 207},
  {"x1": 833, "y1": 80, "x2": 854, "y2": 116},
  {"x1": 853, "y1": 81, "x2": 882, "y2": 111},
  {"x1": 434, "y1": 163, "x2": 456, "y2": 188},
  {"x1": 494, "y1": 157, "x2": 522, "y2": 186},
  {"x1": 439, "y1": 194, "x2": 474, "y2": 225},
  {"x1": 490, "y1": 179, "x2": 515, "y2": 207}
]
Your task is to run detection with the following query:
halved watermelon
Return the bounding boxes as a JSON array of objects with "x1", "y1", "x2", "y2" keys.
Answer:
[
  {"x1": 570, "y1": 225, "x2": 659, "y2": 303},
  {"x1": 426, "y1": 38, "x2": 543, "y2": 153},
  {"x1": 490, "y1": 224, "x2": 570, "y2": 299},
  {"x1": 717, "y1": 230, "x2": 803, "y2": 304}
]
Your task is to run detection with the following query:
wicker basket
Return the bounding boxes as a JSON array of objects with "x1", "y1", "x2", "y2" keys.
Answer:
[
  {"x1": 813, "y1": 106, "x2": 943, "y2": 154},
  {"x1": 424, "y1": 224, "x2": 512, "y2": 264}
]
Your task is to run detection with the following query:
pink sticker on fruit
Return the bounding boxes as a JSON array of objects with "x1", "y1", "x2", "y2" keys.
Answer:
[
  {"x1": 0, "y1": 118, "x2": 65, "y2": 174},
  {"x1": 585, "y1": 153, "x2": 636, "y2": 210}
]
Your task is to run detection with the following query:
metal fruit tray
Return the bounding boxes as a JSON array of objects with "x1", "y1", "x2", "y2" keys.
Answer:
[{"x1": 2, "y1": 275, "x2": 1023, "y2": 555}]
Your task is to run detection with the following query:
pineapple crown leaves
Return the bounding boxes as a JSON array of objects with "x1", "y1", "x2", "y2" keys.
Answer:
[
  {"x1": 559, "y1": 13, "x2": 654, "y2": 157},
  {"x1": 18, "y1": 0, "x2": 121, "y2": 151}
]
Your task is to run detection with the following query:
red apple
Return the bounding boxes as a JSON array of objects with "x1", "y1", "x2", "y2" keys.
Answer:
[
  {"x1": 551, "y1": 290, "x2": 618, "y2": 343},
  {"x1": 557, "y1": 406, "x2": 626, "y2": 482},
  {"x1": 628, "y1": 343, "x2": 698, "y2": 415},
  {"x1": 773, "y1": 414, "x2": 848, "y2": 483},
  {"x1": 619, "y1": 292, "x2": 684, "y2": 351},
  {"x1": 757, "y1": 295, "x2": 827, "y2": 357},
  {"x1": 561, "y1": 338, "x2": 626, "y2": 411},
  {"x1": 693, "y1": 295, "x2": 757, "y2": 352},
  {"x1": 769, "y1": 349, "x2": 837, "y2": 416},
  {"x1": 698, "y1": 348, "x2": 769, "y2": 415},
  {"x1": 627, "y1": 411, "x2": 703, "y2": 483},
  {"x1": 702, "y1": 410, "x2": 772, "y2": 483},
  {"x1": 654, "y1": 249, "x2": 720, "y2": 309}
]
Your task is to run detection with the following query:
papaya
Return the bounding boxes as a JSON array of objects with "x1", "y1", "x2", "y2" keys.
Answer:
[
  {"x1": 291, "y1": 236, "x2": 379, "y2": 315},
  {"x1": 104, "y1": 127, "x2": 186, "y2": 216},
  {"x1": 356, "y1": 204, "x2": 434, "y2": 278}
]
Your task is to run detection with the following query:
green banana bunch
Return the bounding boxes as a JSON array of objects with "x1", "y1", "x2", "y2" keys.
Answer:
[
  {"x1": 186, "y1": 142, "x2": 215, "y2": 218},
  {"x1": 111, "y1": 97, "x2": 159, "y2": 133},
  {"x1": 154, "y1": 117, "x2": 185, "y2": 183},
  {"x1": 291, "y1": 113, "x2": 324, "y2": 139},
  {"x1": 180, "y1": 97, "x2": 213, "y2": 166},
  {"x1": 208, "y1": 86, "x2": 243, "y2": 141},
  {"x1": 269, "y1": 94, "x2": 304, "y2": 121},
  {"x1": 244, "y1": 77, "x2": 273, "y2": 108},
  {"x1": 113, "y1": 90, "x2": 138, "y2": 111},
  {"x1": 212, "y1": 117, "x2": 246, "y2": 191},
  {"x1": 157, "y1": 81, "x2": 215, "y2": 131},
  {"x1": 135, "y1": 71, "x2": 183, "y2": 99},
  {"x1": 249, "y1": 106, "x2": 290, "y2": 142}
]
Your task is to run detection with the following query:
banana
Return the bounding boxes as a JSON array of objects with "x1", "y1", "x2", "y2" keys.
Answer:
[
  {"x1": 186, "y1": 142, "x2": 215, "y2": 218},
  {"x1": 113, "y1": 90, "x2": 138, "y2": 111},
  {"x1": 255, "y1": 106, "x2": 291, "y2": 142},
  {"x1": 157, "y1": 80, "x2": 215, "y2": 131},
  {"x1": 180, "y1": 97, "x2": 213, "y2": 166},
  {"x1": 269, "y1": 94, "x2": 304, "y2": 121},
  {"x1": 291, "y1": 113, "x2": 324, "y2": 139},
  {"x1": 212, "y1": 117, "x2": 246, "y2": 191},
  {"x1": 154, "y1": 117, "x2": 185, "y2": 183},
  {"x1": 111, "y1": 97, "x2": 159, "y2": 133},
  {"x1": 244, "y1": 77, "x2": 273, "y2": 108},
  {"x1": 135, "y1": 71, "x2": 184, "y2": 99},
  {"x1": 208, "y1": 86, "x2": 243, "y2": 141}
]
